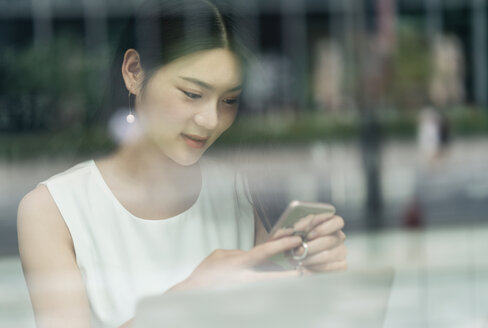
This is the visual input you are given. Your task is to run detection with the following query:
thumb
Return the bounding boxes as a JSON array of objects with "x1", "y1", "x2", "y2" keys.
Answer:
[{"x1": 244, "y1": 236, "x2": 303, "y2": 266}]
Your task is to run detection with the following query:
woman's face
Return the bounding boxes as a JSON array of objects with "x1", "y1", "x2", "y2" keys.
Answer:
[{"x1": 135, "y1": 48, "x2": 243, "y2": 166}]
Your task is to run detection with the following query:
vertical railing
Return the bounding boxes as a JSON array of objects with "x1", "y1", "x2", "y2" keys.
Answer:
[
  {"x1": 82, "y1": 0, "x2": 108, "y2": 56},
  {"x1": 472, "y1": 0, "x2": 488, "y2": 109},
  {"x1": 425, "y1": 0, "x2": 443, "y2": 43},
  {"x1": 31, "y1": 0, "x2": 53, "y2": 48},
  {"x1": 281, "y1": 0, "x2": 308, "y2": 111}
]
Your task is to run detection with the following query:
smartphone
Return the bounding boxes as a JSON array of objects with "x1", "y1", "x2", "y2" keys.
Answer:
[{"x1": 266, "y1": 201, "x2": 336, "y2": 270}]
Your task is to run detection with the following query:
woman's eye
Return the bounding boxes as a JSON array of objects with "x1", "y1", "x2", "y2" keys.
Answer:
[
  {"x1": 223, "y1": 97, "x2": 240, "y2": 105},
  {"x1": 181, "y1": 90, "x2": 202, "y2": 99}
]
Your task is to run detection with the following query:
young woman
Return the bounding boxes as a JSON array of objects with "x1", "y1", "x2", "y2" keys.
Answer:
[{"x1": 17, "y1": 1, "x2": 347, "y2": 327}]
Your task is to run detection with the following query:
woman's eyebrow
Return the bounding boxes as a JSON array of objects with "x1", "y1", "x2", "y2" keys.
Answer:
[{"x1": 178, "y1": 76, "x2": 242, "y2": 92}]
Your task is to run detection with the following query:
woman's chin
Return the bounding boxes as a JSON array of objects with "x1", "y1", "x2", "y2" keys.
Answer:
[
  {"x1": 168, "y1": 149, "x2": 205, "y2": 166},
  {"x1": 174, "y1": 156, "x2": 201, "y2": 166}
]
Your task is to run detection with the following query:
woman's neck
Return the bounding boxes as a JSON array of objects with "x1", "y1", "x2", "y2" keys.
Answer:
[
  {"x1": 107, "y1": 137, "x2": 201, "y2": 194},
  {"x1": 94, "y1": 137, "x2": 202, "y2": 220}
]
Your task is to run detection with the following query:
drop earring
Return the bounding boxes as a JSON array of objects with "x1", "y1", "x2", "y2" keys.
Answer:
[{"x1": 126, "y1": 90, "x2": 135, "y2": 123}]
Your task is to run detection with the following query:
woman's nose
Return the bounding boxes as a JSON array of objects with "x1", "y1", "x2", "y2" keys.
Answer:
[{"x1": 194, "y1": 102, "x2": 219, "y2": 130}]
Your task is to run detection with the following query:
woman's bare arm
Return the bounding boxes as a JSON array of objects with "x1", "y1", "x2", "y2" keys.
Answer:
[{"x1": 17, "y1": 185, "x2": 91, "y2": 328}]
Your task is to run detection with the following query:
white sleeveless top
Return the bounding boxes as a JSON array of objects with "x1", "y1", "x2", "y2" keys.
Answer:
[{"x1": 37, "y1": 157, "x2": 255, "y2": 327}]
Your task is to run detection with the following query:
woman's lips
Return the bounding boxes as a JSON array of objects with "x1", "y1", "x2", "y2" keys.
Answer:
[{"x1": 181, "y1": 133, "x2": 208, "y2": 149}]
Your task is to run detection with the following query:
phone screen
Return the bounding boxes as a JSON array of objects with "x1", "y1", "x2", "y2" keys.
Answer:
[{"x1": 268, "y1": 201, "x2": 335, "y2": 237}]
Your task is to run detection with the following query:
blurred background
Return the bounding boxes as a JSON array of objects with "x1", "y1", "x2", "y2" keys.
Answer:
[{"x1": 1, "y1": 0, "x2": 487, "y2": 327}]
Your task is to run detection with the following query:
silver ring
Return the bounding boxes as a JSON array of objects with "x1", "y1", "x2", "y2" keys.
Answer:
[{"x1": 291, "y1": 241, "x2": 309, "y2": 261}]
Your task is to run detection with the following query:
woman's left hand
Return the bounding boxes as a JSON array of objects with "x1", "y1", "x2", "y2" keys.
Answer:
[{"x1": 290, "y1": 213, "x2": 347, "y2": 273}]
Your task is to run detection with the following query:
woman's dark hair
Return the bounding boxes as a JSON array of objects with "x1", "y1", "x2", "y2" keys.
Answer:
[{"x1": 99, "y1": 0, "x2": 255, "y2": 121}]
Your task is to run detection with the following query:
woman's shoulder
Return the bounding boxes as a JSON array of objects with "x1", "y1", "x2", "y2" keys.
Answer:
[
  {"x1": 19, "y1": 184, "x2": 62, "y2": 223},
  {"x1": 19, "y1": 159, "x2": 96, "y2": 252},
  {"x1": 18, "y1": 183, "x2": 74, "y2": 250}
]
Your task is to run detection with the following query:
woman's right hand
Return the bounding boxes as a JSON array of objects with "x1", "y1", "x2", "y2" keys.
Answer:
[{"x1": 168, "y1": 235, "x2": 304, "y2": 292}]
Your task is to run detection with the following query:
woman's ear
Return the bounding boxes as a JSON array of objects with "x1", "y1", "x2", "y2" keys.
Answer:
[{"x1": 122, "y1": 49, "x2": 144, "y2": 95}]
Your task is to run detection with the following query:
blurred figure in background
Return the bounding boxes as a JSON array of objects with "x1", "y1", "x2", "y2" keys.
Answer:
[
  {"x1": 429, "y1": 34, "x2": 465, "y2": 109},
  {"x1": 418, "y1": 105, "x2": 444, "y2": 165},
  {"x1": 417, "y1": 34, "x2": 461, "y2": 166},
  {"x1": 405, "y1": 34, "x2": 463, "y2": 227}
]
